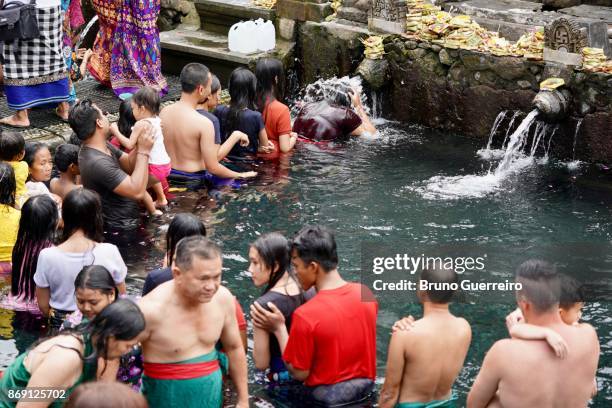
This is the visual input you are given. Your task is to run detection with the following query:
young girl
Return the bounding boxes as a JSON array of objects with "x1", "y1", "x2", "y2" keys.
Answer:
[
  {"x1": 0, "y1": 131, "x2": 28, "y2": 207},
  {"x1": 34, "y1": 188, "x2": 127, "y2": 329},
  {"x1": 248, "y1": 232, "x2": 314, "y2": 383},
  {"x1": 214, "y1": 68, "x2": 275, "y2": 159},
  {"x1": 2, "y1": 195, "x2": 58, "y2": 313},
  {"x1": 0, "y1": 299, "x2": 145, "y2": 406},
  {"x1": 62, "y1": 265, "x2": 144, "y2": 391},
  {"x1": 0, "y1": 162, "x2": 21, "y2": 273},
  {"x1": 24, "y1": 143, "x2": 62, "y2": 206},
  {"x1": 256, "y1": 58, "x2": 297, "y2": 156},
  {"x1": 110, "y1": 87, "x2": 170, "y2": 215},
  {"x1": 109, "y1": 99, "x2": 136, "y2": 150}
]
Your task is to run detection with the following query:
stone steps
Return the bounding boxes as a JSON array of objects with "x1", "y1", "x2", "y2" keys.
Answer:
[
  {"x1": 160, "y1": 28, "x2": 294, "y2": 82},
  {"x1": 195, "y1": 0, "x2": 276, "y2": 35}
]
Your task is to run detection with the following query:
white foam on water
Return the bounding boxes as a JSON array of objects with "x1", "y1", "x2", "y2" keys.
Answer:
[
  {"x1": 477, "y1": 148, "x2": 505, "y2": 160},
  {"x1": 222, "y1": 253, "x2": 248, "y2": 263},
  {"x1": 415, "y1": 110, "x2": 542, "y2": 200},
  {"x1": 566, "y1": 160, "x2": 583, "y2": 171}
]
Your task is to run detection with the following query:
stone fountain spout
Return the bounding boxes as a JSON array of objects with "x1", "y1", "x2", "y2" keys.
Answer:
[{"x1": 532, "y1": 89, "x2": 571, "y2": 122}]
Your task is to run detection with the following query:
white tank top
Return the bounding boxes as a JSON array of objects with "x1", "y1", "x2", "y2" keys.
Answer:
[{"x1": 143, "y1": 117, "x2": 171, "y2": 165}]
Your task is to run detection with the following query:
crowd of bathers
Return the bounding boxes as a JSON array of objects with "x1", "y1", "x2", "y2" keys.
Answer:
[{"x1": 0, "y1": 58, "x2": 602, "y2": 408}]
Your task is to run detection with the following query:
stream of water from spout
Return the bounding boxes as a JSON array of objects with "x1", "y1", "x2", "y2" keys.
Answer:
[{"x1": 572, "y1": 119, "x2": 583, "y2": 161}]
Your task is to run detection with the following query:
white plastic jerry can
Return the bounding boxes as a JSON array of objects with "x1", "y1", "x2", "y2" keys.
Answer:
[
  {"x1": 259, "y1": 20, "x2": 276, "y2": 52},
  {"x1": 228, "y1": 22, "x2": 243, "y2": 53},
  {"x1": 228, "y1": 21, "x2": 258, "y2": 54}
]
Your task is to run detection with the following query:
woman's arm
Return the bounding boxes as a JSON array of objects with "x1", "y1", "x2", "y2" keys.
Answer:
[
  {"x1": 257, "y1": 128, "x2": 275, "y2": 154},
  {"x1": 35, "y1": 287, "x2": 51, "y2": 317},
  {"x1": 217, "y1": 131, "x2": 249, "y2": 161},
  {"x1": 278, "y1": 132, "x2": 298, "y2": 153},
  {"x1": 252, "y1": 324, "x2": 271, "y2": 371},
  {"x1": 97, "y1": 357, "x2": 120, "y2": 381}
]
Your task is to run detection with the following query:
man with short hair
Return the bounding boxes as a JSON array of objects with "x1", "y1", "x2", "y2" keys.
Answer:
[
  {"x1": 161, "y1": 63, "x2": 256, "y2": 189},
  {"x1": 138, "y1": 236, "x2": 248, "y2": 408},
  {"x1": 467, "y1": 260, "x2": 600, "y2": 408},
  {"x1": 379, "y1": 267, "x2": 472, "y2": 408},
  {"x1": 69, "y1": 99, "x2": 154, "y2": 230},
  {"x1": 251, "y1": 226, "x2": 378, "y2": 406}
]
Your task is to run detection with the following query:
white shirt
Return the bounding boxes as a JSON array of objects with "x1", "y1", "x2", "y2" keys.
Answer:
[{"x1": 143, "y1": 117, "x2": 171, "y2": 165}]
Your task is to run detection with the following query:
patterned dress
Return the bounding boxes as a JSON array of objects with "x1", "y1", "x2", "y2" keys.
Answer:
[{"x1": 88, "y1": 0, "x2": 166, "y2": 96}]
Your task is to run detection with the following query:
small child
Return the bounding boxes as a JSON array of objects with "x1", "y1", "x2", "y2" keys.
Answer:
[
  {"x1": 110, "y1": 87, "x2": 170, "y2": 216},
  {"x1": 558, "y1": 273, "x2": 585, "y2": 326},
  {"x1": 0, "y1": 131, "x2": 28, "y2": 207},
  {"x1": 109, "y1": 99, "x2": 136, "y2": 150},
  {"x1": 50, "y1": 144, "x2": 81, "y2": 199}
]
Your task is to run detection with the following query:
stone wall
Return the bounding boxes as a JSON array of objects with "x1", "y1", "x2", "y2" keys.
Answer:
[{"x1": 382, "y1": 36, "x2": 611, "y2": 161}]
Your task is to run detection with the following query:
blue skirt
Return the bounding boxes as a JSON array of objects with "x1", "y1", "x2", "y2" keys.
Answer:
[{"x1": 4, "y1": 78, "x2": 70, "y2": 110}]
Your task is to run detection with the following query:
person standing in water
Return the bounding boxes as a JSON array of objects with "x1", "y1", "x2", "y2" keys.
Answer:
[
  {"x1": 138, "y1": 236, "x2": 248, "y2": 408},
  {"x1": 379, "y1": 267, "x2": 472, "y2": 408}
]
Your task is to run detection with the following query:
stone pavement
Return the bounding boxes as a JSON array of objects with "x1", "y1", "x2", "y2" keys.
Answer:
[{"x1": 0, "y1": 76, "x2": 182, "y2": 147}]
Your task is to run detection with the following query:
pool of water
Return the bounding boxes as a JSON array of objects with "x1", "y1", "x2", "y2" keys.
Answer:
[{"x1": 0, "y1": 120, "x2": 610, "y2": 406}]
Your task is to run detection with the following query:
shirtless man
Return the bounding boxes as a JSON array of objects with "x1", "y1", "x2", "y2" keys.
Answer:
[
  {"x1": 379, "y1": 267, "x2": 472, "y2": 408},
  {"x1": 160, "y1": 63, "x2": 256, "y2": 189},
  {"x1": 468, "y1": 260, "x2": 600, "y2": 408},
  {"x1": 138, "y1": 236, "x2": 248, "y2": 408}
]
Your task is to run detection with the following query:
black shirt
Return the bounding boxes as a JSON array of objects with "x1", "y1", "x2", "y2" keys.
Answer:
[
  {"x1": 79, "y1": 144, "x2": 140, "y2": 230},
  {"x1": 256, "y1": 288, "x2": 316, "y2": 372},
  {"x1": 214, "y1": 105, "x2": 264, "y2": 158},
  {"x1": 142, "y1": 267, "x2": 172, "y2": 296}
]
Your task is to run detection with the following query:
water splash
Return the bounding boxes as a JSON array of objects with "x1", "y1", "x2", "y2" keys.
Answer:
[
  {"x1": 371, "y1": 90, "x2": 383, "y2": 119},
  {"x1": 414, "y1": 110, "x2": 549, "y2": 200},
  {"x1": 502, "y1": 111, "x2": 522, "y2": 149},
  {"x1": 572, "y1": 119, "x2": 583, "y2": 161},
  {"x1": 293, "y1": 76, "x2": 369, "y2": 116},
  {"x1": 477, "y1": 110, "x2": 507, "y2": 160}
]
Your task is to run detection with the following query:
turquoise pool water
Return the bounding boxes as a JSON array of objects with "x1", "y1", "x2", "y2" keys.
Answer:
[{"x1": 0, "y1": 120, "x2": 610, "y2": 406}]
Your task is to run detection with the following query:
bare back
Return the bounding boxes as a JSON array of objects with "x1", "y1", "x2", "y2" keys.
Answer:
[
  {"x1": 492, "y1": 323, "x2": 599, "y2": 408},
  {"x1": 160, "y1": 102, "x2": 214, "y2": 173},
  {"x1": 398, "y1": 314, "x2": 471, "y2": 402},
  {"x1": 138, "y1": 281, "x2": 234, "y2": 363}
]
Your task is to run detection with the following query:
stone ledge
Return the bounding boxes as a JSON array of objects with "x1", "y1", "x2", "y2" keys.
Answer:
[{"x1": 277, "y1": 0, "x2": 332, "y2": 22}]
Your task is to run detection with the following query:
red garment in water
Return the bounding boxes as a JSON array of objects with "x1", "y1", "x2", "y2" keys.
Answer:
[
  {"x1": 292, "y1": 102, "x2": 362, "y2": 141},
  {"x1": 259, "y1": 100, "x2": 292, "y2": 160},
  {"x1": 282, "y1": 283, "x2": 378, "y2": 387}
]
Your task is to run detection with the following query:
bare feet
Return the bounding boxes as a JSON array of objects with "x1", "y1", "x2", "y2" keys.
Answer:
[
  {"x1": 55, "y1": 102, "x2": 70, "y2": 121},
  {"x1": 0, "y1": 111, "x2": 30, "y2": 128},
  {"x1": 154, "y1": 199, "x2": 168, "y2": 208},
  {"x1": 149, "y1": 209, "x2": 163, "y2": 217}
]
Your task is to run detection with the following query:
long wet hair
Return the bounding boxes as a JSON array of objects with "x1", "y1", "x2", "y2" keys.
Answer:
[
  {"x1": 255, "y1": 58, "x2": 285, "y2": 112},
  {"x1": 61, "y1": 188, "x2": 104, "y2": 243},
  {"x1": 223, "y1": 67, "x2": 258, "y2": 140},
  {"x1": 0, "y1": 162, "x2": 16, "y2": 208},
  {"x1": 251, "y1": 232, "x2": 301, "y2": 296},
  {"x1": 11, "y1": 195, "x2": 58, "y2": 301},
  {"x1": 87, "y1": 299, "x2": 145, "y2": 361},
  {"x1": 74, "y1": 265, "x2": 119, "y2": 301},
  {"x1": 166, "y1": 213, "x2": 207, "y2": 265},
  {"x1": 117, "y1": 99, "x2": 136, "y2": 139}
]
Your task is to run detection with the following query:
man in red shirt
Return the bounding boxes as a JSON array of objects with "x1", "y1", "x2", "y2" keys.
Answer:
[{"x1": 251, "y1": 225, "x2": 378, "y2": 406}]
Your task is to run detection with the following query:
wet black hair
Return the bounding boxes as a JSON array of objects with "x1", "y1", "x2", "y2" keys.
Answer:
[
  {"x1": 54, "y1": 144, "x2": 80, "y2": 173},
  {"x1": 117, "y1": 99, "x2": 136, "y2": 139},
  {"x1": 61, "y1": 188, "x2": 104, "y2": 243},
  {"x1": 87, "y1": 299, "x2": 145, "y2": 361},
  {"x1": 332, "y1": 84, "x2": 353, "y2": 108},
  {"x1": 180, "y1": 63, "x2": 211, "y2": 93},
  {"x1": 11, "y1": 195, "x2": 58, "y2": 301},
  {"x1": 224, "y1": 67, "x2": 257, "y2": 142},
  {"x1": 75, "y1": 265, "x2": 119, "y2": 300},
  {"x1": 210, "y1": 75, "x2": 221, "y2": 95},
  {"x1": 24, "y1": 142, "x2": 49, "y2": 168},
  {"x1": 291, "y1": 225, "x2": 338, "y2": 272},
  {"x1": 0, "y1": 162, "x2": 16, "y2": 207},
  {"x1": 174, "y1": 236, "x2": 221, "y2": 271},
  {"x1": 559, "y1": 273, "x2": 586, "y2": 309},
  {"x1": 132, "y1": 86, "x2": 161, "y2": 116},
  {"x1": 515, "y1": 259, "x2": 561, "y2": 312},
  {"x1": 0, "y1": 131, "x2": 25, "y2": 161},
  {"x1": 166, "y1": 213, "x2": 207, "y2": 266},
  {"x1": 419, "y1": 266, "x2": 458, "y2": 304},
  {"x1": 68, "y1": 99, "x2": 103, "y2": 141},
  {"x1": 255, "y1": 57, "x2": 285, "y2": 112},
  {"x1": 251, "y1": 232, "x2": 299, "y2": 295}
]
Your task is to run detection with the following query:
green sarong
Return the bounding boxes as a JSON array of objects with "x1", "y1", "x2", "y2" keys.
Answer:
[
  {"x1": 395, "y1": 392, "x2": 458, "y2": 408},
  {"x1": 142, "y1": 350, "x2": 228, "y2": 408}
]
